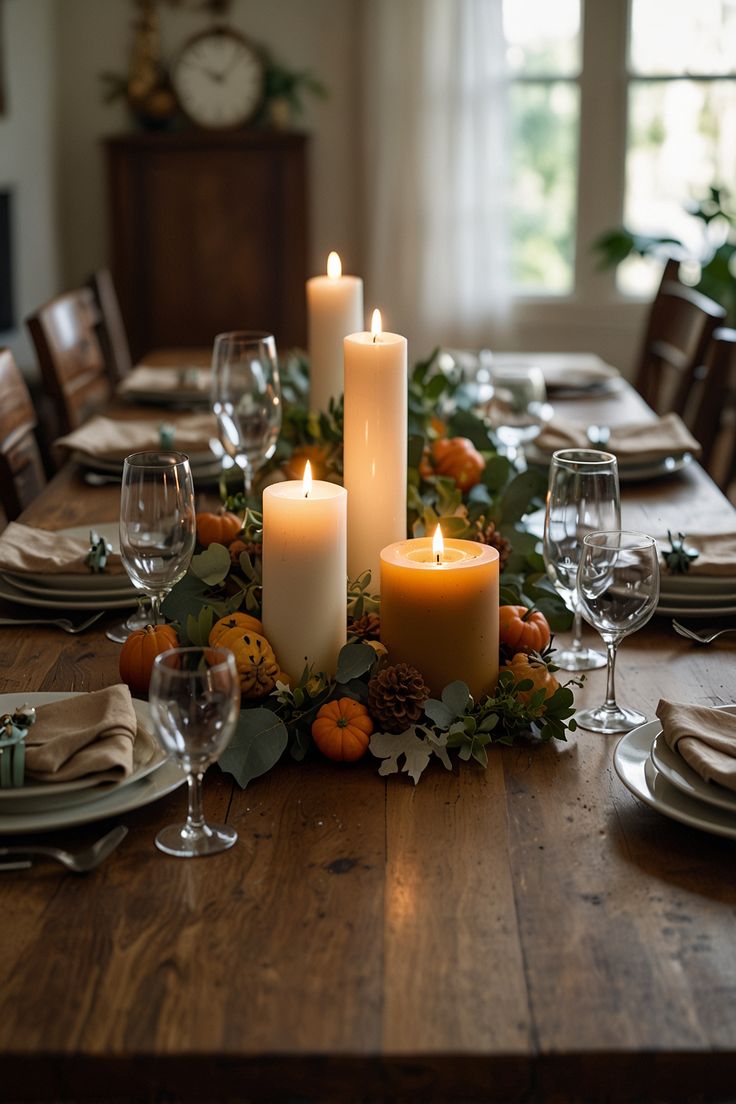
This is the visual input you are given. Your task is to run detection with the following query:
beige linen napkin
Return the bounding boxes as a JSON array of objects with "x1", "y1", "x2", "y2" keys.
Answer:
[
  {"x1": 536, "y1": 412, "x2": 701, "y2": 463},
  {"x1": 0, "y1": 522, "x2": 125, "y2": 576},
  {"x1": 24, "y1": 685, "x2": 140, "y2": 784},
  {"x1": 656, "y1": 700, "x2": 736, "y2": 793},
  {"x1": 661, "y1": 532, "x2": 736, "y2": 578},
  {"x1": 118, "y1": 365, "x2": 211, "y2": 397},
  {"x1": 55, "y1": 412, "x2": 218, "y2": 462}
]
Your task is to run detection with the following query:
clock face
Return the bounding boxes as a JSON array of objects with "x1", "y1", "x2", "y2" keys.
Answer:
[{"x1": 174, "y1": 31, "x2": 265, "y2": 129}]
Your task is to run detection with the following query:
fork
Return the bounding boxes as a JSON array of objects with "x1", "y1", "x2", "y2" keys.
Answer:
[
  {"x1": 0, "y1": 611, "x2": 104, "y2": 634},
  {"x1": 672, "y1": 620, "x2": 736, "y2": 644},
  {"x1": 0, "y1": 825, "x2": 128, "y2": 873}
]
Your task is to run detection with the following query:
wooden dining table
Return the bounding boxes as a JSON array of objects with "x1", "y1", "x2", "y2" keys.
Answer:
[{"x1": 1, "y1": 372, "x2": 735, "y2": 1103}]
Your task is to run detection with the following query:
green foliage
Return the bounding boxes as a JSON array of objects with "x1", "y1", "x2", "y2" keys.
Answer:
[
  {"x1": 347, "y1": 571, "x2": 380, "y2": 619},
  {"x1": 662, "y1": 530, "x2": 699, "y2": 574},
  {"x1": 219, "y1": 708, "x2": 289, "y2": 790},
  {"x1": 593, "y1": 186, "x2": 736, "y2": 322}
]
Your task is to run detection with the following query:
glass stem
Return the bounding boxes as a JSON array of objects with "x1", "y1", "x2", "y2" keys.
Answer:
[
  {"x1": 604, "y1": 641, "x2": 618, "y2": 712},
  {"x1": 186, "y1": 771, "x2": 206, "y2": 832},
  {"x1": 570, "y1": 606, "x2": 583, "y2": 653},
  {"x1": 242, "y1": 465, "x2": 253, "y2": 503},
  {"x1": 150, "y1": 594, "x2": 162, "y2": 625}
]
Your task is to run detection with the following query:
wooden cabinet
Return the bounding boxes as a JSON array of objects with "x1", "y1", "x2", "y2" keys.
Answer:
[{"x1": 104, "y1": 130, "x2": 308, "y2": 360}]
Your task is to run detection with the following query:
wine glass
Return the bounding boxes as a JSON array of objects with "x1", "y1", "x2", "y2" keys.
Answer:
[
  {"x1": 119, "y1": 451, "x2": 196, "y2": 626},
  {"x1": 211, "y1": 331, "x2": 282, "y2": 502},
  {"x1": 576, "y1": 531, "x2": 660, "y2": 733},
  {"x1": 149, "y1": 646, "x2": 240, "y2": 857},
  {"x1": 486, "y1": 363, "x2": 548, "y2": 463},
  {"x1": 543, "y1": 449, "x2": 621, "y2": 671}
]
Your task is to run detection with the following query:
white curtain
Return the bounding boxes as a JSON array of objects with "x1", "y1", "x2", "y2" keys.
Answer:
[{"x1": 362, "y1": 0, "x2": 510, "y2": 354}]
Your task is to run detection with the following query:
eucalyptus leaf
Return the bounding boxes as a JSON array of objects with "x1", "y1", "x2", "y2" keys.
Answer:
[
  {"x1": 219, "y1": 708, "x2": 288, "y2": 789},
  {"x1": 191, "y1": 543, "x2": 231, "y2": 586},
  {"x1": 424, "y1": 698, "x2": 455, "y2": 730},
  {"x1": 441, "y1": 680, "x2": 471, "y2": 718},
  {"x1": 499, "y1": 470, "x2": 547, "y2": 523},
  {"x1": 335, "y1": 641, "x2": 376, "y2": 684}
]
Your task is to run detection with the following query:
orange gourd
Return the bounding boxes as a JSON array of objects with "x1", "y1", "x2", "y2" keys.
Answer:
[
  {"x1": 283, "y1": 444, "x2": 331, "y2": 482},
  {"x1": 210, "y1": 612, "x2": 264, "y2": 646},
  {"x1": 196, "y1": 508, "x2": 242, "y2": 548},
  {"x1": 207, "y1": 620, "x2": 279, "y2": 698},
  {"x1": 119, "y1": 623, "x2": 179, "y2": 697},
  {"x1": 421, "y1": 437, "x2": 486, "y2": 491},
  {"x1": 500, "y1": 652, "x2": 560, "y2": 707},
  {"x1": 499, "y1": 605, "x2": 551, "y2": 655},
  {"x1": 311, "y1": 697, "x2": 374, "y2": 762}
]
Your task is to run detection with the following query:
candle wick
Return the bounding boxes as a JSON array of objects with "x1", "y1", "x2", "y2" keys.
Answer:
[
  {"x1": 436, "y1": 553, "x2": 441, "y2": 565},
  {"x1": 373, "y1": 332, "x2": 378, "y2": 344}
]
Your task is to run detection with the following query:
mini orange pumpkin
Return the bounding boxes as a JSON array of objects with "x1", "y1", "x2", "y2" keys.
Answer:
[
  {"x1": 422, "y1": 437, "x2": 486, "y2": 491},
  {"x1": 283, "y1": 444, "x2": 331, "y2": 482},
  {"x1": 499, "y1": 605, "x2": 551, "y2": 655},
  {"x1": 210, "y1": 611, "x2": 264, "y2": 646},
  {"x1": 119, "y1": 623, "x2": 179, "y2": 697},
  {"x1": 196, "y1": 508, "x2": 242, "y2": 549},
  {"x1": 311, "y1": 697, "x2": 374, "y2": 762},
  {"x1": 499, "y1": 652, "x2": 560, "y2": 707}
]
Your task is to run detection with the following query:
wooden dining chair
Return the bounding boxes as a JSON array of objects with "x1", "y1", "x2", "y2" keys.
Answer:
[
  {"x1": 25, "y1": 288, "x2": 112, "y2": 436},
  {"x1": 633, "y1": 278, "x2": 727, "y2": 415},
  {"x1": 0, "y1": 348, "x2": 47, "y2": 521},
  {"x1": 88, "y1": 268, "x2": 132, "y2": 382},
  {"x1": 688, "y1": 327, "x2": 736, "y2": 492}
]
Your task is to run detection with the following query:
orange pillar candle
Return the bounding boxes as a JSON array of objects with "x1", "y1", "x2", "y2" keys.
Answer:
[{"x1": 380, "y1": 531, "x2": 500, "y2": 700}]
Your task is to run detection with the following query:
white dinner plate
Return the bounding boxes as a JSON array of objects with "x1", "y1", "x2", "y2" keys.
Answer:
[
  {"x1": 650, "y1": 725, "x2": 736, "y2": 814},
  {"x1": 655, "y1": 588, "x2": 736, "y2": 608},
  {"x1": 525, "y1": 445, "x2": 693, "y2": 484},
  {"x1": 74, "y1": 451, "x2": 221, "y2": 476},
  {"x1": 0, "y1": 524, "x2": 134, "y2": 595},
  {"x1": 1, "y1": 573, "x2": 138, "y2": 600},
  {"x1": 659, "y1": 573, "x2": 736, "y2": 597},
  {"x1": 655, "y1": 601, "x2": 736, "y2": 618},
  {"x1": 0, "y1": 575, "x2": 137, "y2": 611},
  {"x1": 0, "y1": 693, "x2": 167, "y2": 808},
  {"x1": 613, "y1": 718, "x2": 736, "y2": 840},
  {"x1": 0, "y1": 693, "x2": 184, "y2": 834}
]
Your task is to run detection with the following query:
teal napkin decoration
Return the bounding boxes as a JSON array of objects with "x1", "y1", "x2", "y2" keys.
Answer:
[
  {"x1": 159, "y1": 423, "x2": 176, "y2": 450},
  {"x1": 85, "y1": 529, "x2": 113, "y2": 574},
  {"x1": 0, "y1": 706, "x2": 36, "y2": 788}
]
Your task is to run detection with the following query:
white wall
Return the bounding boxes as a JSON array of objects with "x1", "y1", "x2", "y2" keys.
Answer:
[
  {"x1": 0, "y1": 0, "x2": 59, "y2": 372},
  {"x1": 55, "y1": 0, "x2": 362, "y2": 289}
]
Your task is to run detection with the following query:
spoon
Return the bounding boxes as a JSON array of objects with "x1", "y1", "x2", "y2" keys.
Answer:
[{"x1": 0, "y1": 825, "x2": 128, "y2": 873}]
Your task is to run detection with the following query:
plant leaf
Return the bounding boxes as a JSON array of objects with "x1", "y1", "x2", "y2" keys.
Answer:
[
  {"x1": 335, "y1": 640, "x2": 376, "y2": 683},
  {"x1": 190, "y1": 543, "x2": 231, "y2": 586},
  {"x1": 441, "y1": 680, "x2": 472, "y2": 718},
  {"x1": 219, "y1": 707, "x2": 288, "y2": 789},
  {"x1": 369, "y1": 728, "x2": 433, "y2": 784}
]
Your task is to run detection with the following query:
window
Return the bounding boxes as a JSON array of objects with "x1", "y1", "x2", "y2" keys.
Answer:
[{"x1": 504, "y1": 0, "x2": 736, "y2": 302}]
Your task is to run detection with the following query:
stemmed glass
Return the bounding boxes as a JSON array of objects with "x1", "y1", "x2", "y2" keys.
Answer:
[
  {"x1": 543, "y1": 449, "x2": 621, "y2": 671},
  {"x1": 149, "y1": 647, "x2": 240, "y2": 857},
  {"x1": 211, "y1": 331, "x2": 282, "y2": 502},
  {"x1": 486, "y1": 363, "x2": 548, "y2": 464},
  {"x1": 576, "y1": 531, "x2": 660, "y2": 733},
  {"x1": 119, "y1": 452, "x2": 196, "y2": 626}
]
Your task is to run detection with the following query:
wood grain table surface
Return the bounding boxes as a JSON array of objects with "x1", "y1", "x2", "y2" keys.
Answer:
[{"x1": 1, "y1": 375, "x2": 735, "y2": 1103}]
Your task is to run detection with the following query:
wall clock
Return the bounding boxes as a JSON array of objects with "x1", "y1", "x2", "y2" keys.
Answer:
[{"x1": 172, "y1": 27, "x2": 265, "y2": 129}]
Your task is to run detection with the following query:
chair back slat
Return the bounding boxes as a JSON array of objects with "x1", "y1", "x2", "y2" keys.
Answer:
[
  {"x1": 88, "y1": 268, "x2": 132, "y2": 382},
  {"x1": 0, "y1": 348, "x2": 47, "y2": 520}
]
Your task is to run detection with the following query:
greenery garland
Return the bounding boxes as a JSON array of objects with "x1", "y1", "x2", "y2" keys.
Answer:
[{"x1": 157, "y1": 350, "x2": 581, "y2": 788}]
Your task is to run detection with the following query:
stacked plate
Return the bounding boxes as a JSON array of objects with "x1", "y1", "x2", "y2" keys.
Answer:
[
  {"x1": 0, "y1": 692, "x2": 184, "y2": 834},
  {"x1": 614, "y1": 705, "x2": 736, "y2": 840},
  {"x1": 657, "y1": 572, "x2": 736, "y2": 619},
  {"x1": 118, "y1": 365, "x2": 212, "y2": 408},
  {"x1": 74, "y1": 449, "x2": 225, "y2": 485},
  {"x1": 0, "y1": 524, "x2": 139, "y2": 612},
  {"x1": 524, "y1": 442, "x2": 694, "y2": 484}
]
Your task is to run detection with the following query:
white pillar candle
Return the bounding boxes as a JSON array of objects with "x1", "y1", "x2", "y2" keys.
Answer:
[
  {"x1": 262, "y1": 463, "x2": 347, "y2": 679},
  {"x1": 343, "y1": 309, "x2": 407, "y2": 589},
  {"x1": 306, "y1": 251, "x2": 364, "y2": 414}
]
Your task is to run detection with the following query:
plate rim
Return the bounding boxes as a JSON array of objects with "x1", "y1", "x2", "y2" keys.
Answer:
[{"x1": 650, "y1": 726, "x2": 736, "y2": 813}]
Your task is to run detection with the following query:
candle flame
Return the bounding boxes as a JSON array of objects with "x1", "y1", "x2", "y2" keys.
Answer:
[
  {"x1": 433, "y1": 523, "x2": 444, "y2": 564},
  {"x1": 303, "y1": 459, "x2": 312, "y2": 498},
  {"x1": 327, "y1": 251, "x2": 342, "y2": 279},
  {"x1": 371, "y1": 308, "x2": 382, "y2": 342}
]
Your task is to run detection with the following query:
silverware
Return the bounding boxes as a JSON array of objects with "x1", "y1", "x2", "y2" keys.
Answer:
[
  {"x1": 0, "y1": 825, "x2": 128, "y2": 873},
  {"x1": 0, "y1": 610, "x2": 104, "y2": 633},
  {"x1": 83, "y1": 472, "x2": 121, "y2": 486},
  {"x1": 672, "y1": 620, "x2": 736, "y2": 644}
]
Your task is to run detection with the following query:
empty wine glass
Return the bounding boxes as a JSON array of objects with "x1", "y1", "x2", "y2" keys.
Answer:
[
  {"x1": 576, "y1": 531, "x2": 660, "y2": 733},
  {"x1": 149, "y1": 646, "x2": 240, "y2": 857},
  {"x1": 543, "y1": 449, "x2": 621, "y2": 671},
  {"x1": 119, "y1": 452, "x2": 196, "y2": 625},
  {"x1": 486, "y1": 363, "x2": 548, "y2": 463},
  {"x1": 211, "y1": 331, "x2": 282, "y2": 502}
]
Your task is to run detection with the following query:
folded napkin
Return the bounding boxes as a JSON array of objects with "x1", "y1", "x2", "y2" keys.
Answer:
[
  {"x1": 24, "y1": 685, "x2": 140, "y2": 784},
  {"x1": 0, "y1": 522, "x2": 125, "y2": 576},
  {"x1": 118, "y1": 365, "x2": 212, "y2": 397},
  {"x1": 661, "y1": 532, "x2": 736, "y2": 578},
  {"x1": 55, "y1": 412, "x2": 218, "y2": 462},
  {"x1": 657, "y1": 699, "x2": 736, "y2": 793},
  {"x1": 535, "y1": 412, "x2": 701, "y2": 463}
]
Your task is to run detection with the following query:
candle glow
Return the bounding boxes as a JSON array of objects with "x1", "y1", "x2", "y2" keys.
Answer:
[
  {"x1": 371, "y1": 308, "x2": 382, "y2": 341},
  {"x1": 327, "y1": 251, "x2": 342, "y2": 279},
  {"x1": 433, "y1": 524, "x2": 444, "y2": 564},
  {"x1": 303, "y1": 459, "x2": 312, "y2": 498}
]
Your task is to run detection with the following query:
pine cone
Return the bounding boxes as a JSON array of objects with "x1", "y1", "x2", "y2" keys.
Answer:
[
  {"x1": 349, "y1": 612, "x2": 381, "y2": 641},
  {"x1": 475, "y1": 521, "x2": 512, "y2": 570},
  {"x1": 368, "y1": 663, "x2": 430, "y2": 734}
]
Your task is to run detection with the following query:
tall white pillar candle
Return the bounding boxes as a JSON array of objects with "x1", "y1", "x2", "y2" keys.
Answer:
[
  {"x1": 262, "y1": 465, "x2": 347, "y2": 679},
  {"x1": 343, "y1": 310, "x2": 407, "y2": 589},
  {"x1": 307, "y1": 251, "x2": 364, "y2": 414}
]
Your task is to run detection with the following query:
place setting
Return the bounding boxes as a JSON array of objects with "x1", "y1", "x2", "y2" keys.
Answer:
[
  {"x1": 656, "y1": 530, "x2": 736, "y2": 619},
  {"x1": 117, "y1": 363, "x2": 212, "y2": 407}
]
